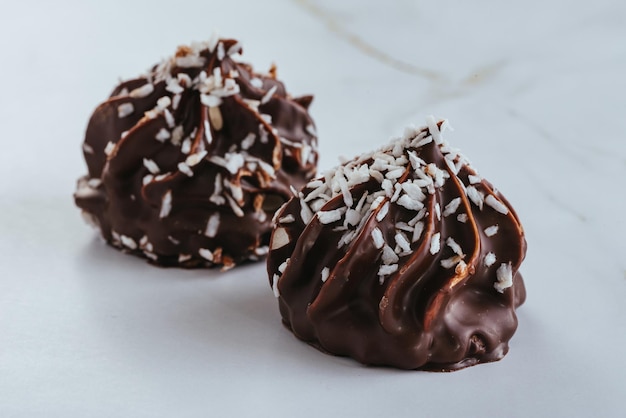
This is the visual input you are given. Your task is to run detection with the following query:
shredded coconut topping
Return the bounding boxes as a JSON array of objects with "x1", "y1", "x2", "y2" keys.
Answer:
[
  {"x1": 485, "y1": 194, "x2": 509, "y2": 215},
  {"x1": 321, "y1": 267, "x2": 330, "y2": 283},
  {"x1": 371, "y1": 227, "x2": 384, "y2": 249},
  {"x1": 205, "y1": 213, "x2": 220, "y2": 238},
  {"x1": 430, "y1": 232, "x2": 441, "y2": 255},
  {"x1": 117, "y1": 102, "x2": 134, "y2": 118},
  {"x1": 494, "y1": 262, "x2": 513, "y2": 293},
  {"x1": 484, "y1": 225, "x2": 499, "y2": 237},
  {"x1": 159, "y1": 190, "x2": 172, "y2": 218}
]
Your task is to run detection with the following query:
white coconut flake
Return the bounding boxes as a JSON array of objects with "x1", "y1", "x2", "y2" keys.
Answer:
[
  {"x1": 226, "y1": 194, "x2": 244, "y2": 217},
  {"x1": 199, "y1": 248, "x2": 214, "y2": 262},
  {"x1": 241, "y1": 133, "x2": 256, "y2": 150},
  {"x1": 171, "y1": 125, "x2": 184, "y2": 145},
  {"x1": 165, "y1": 78, "x2": 184, "y2": 94},
  {"x1": 279, "y1": 214, "x2": 295, "y2": 224},
  {"x1": 344, "y1": 209, "x2": 360, "y2": 227},
  {"x1": 129, "y1": 83, "x2": 154, "y2": 98},
  {"x1": 484, "y1": 225, "x2": 499, "y2": 237},
  {"x1": 337, "y1": 230, "x2": 357, "y2": 248},
  {"x1": 408, "y1": 209, "x2": 426, "y2": 226},
  {"x1": 299, "y1": 199, "x2": 313, "y2": 224},
  {"x1": 381, "y1": 245, "x2": 399, "y2": 264},
  {"x1": 430, "y1": 232, "x2": 441, "y2": 255},
  {"x1": 390, "y1": 183, "x2": 402, "y2": 202},
  {"x1": 397, "y1": 195, "x2": 424, "y2": 211},
  {"x1": 412, "y1": 221, "x2": 425, "y2": 243},
  {"x1": 371, "y1": 227, "x2": 384, "y2": 249},
  {"x1": 172, "y1": 93, "x2": 182, "y2": 110},
  {"x1": 155, "y1": 128, "x2": 170, "y2": 142},
  {"x1": 201, "y1": 94, "x2": 222, "y2": 107},
  {"x1": 468, "y1": 174, "x2": 482, "y2": 184},
  {"x1": 494, "y1": 263, "x2": 513, "y2": 293},
  {"x1": 412, "y1": 134, "x2": 433, "y2": 149},
  {"x1": 401, "y1": 182, "x2": 425, "y2": 201},
  {"x1": 163, "y1": 108, "x2": 175, "y2": 128},
  {"x1": 260, "y1": 85, "x2": 277, "y2": 104},
  {"x1": 104, "y1": 141, "x2": 115, "y2": 157},
  {"x1": 485, "y1": 252, "x2": 496, "y2": 267},
  {"x1": 303, "y1": 184, "x2": 328, "y2": 203},
  {"x1": 117, "y1": 102, "x2": 134, "y2": 118},
  {"x1": 186, "y1": 150, "x2": 208, "y2": 167},
  {"x1": 317, "y1": 209, "x2": 343, "y2": 224},
  {"x1": 376, "y1": 202, "x2": 390, "y2": 222},
  {"x1": 435, "y1": 203, "x2": 441, "y2": 220},
  {"x1": 272, "y1": 274, "x2": 280, "y2": 297},
  {"x1": 335, "y1": 172, "x2": 353, "y2": 207},
  {"x1": 225, "y1": 153, "x2": 244, "y2": 174},
  {"x1": 181, "y1": 138, "x2": 192, "y2": 154},
  {"x1": 395, "y1": 232, "x2": 412, "y2": 253},
  {"x1": 443, "y1": 197, "x2": 461, "y2": 217},
  {"x1": 227, "y1": 42, "x2": 242, "y2": 56},
  {"x1": 407, "y1": 150, "x2": 425, "y2": 170},
  {"x1": 378, "y1": 264, "x2": 398, "y2": 277},
  {"x1": 82, "y1": 143, "x2": 94, "y2": 154},
  {"x1": 426, "y1": 115, "x2": 442, "y2": 144},
  {"x1": 440, "y1": 256, "x2": 461, "y2": 269},
  {"x1": 455, "y1": 260, "x2": 468, "y2": 275},
  {"x1": 321, "y1": 267, "x2": 330, "y2": 283},
  {"x1": 120, "y1": 235, "x2": 137, "y2": 250},
  {"x1": 457, "y1": 213, "x2": 468, "y2": 223},
  {"x1": 156, "y1": 96, "x2": 171, "y2": 110},
  {"x1": 278, "y1": 260, "x2": 289, "y2": 274},
  {"x1": 159, "y1": 190, "x2": 172, "y2": 218},
  {"x1": 176, "y1": 55, "x2": 205, "y2": 68},
  {"x1": 446, "y1": 237, "x2": 463, "y2": 256},
  {"x1": 485, "y1": 194, "x2": 509, "y2": 215},
  {"x1": 87, "y1": 178, "x2": 101, "y2": 188},
  {"x1": 395, "y1": 222, "x2": 413, "y2": 232},
  {"x1": 143, "y1": 158, "x2": 160, "y2": 174},
  {"x1": 466, "y1": 186, "x2": 484, "y2": 210},
  {"x1": 204, "y1": 213, "x2": 220, "y2": 238},
  {"x1": 144, "y1": 252, "x2": 158, "y2": 261},
  {"x1": 250, "y1": 78, "x2": 263, "y2": 89},
  {"x1": 369, "y1": 168, "x2": 384, "y2": 183},
  {"x1": 178, "y1": 162, "x2": 194, "y2": 177}
]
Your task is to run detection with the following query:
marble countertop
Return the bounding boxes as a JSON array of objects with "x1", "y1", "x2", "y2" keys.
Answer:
[{"x1": 1, "y1": 0, "x2": 625, "y2": 417}]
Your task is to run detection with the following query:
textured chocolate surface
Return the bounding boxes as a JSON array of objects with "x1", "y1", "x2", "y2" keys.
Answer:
[
  {"x1": 267, "y1": 118, "x2": 526, "y2": 371},
  {"x1": 75, "y1": 37, "x2": 318, "y2": 268}
]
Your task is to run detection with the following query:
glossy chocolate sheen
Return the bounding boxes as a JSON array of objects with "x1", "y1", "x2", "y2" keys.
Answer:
[
  {"x1": 268, "y1": 119, "x2": 526, "y2": 371},
  {"x1": 75, "y1": 37, "x2": 318, "y2": 268}
]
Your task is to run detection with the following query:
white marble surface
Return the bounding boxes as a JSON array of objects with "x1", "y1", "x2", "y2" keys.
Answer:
[{"x1": 1, "y1": 0, "x2": 625, "y2": 417}]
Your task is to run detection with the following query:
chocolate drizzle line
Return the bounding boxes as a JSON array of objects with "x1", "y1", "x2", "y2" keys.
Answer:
[
  {"x1": 75, "y1": 36, "x2": 318, "y2": 269},
  {"x1": 268, "y1": 118, "x2": 526, "y2": 371}
]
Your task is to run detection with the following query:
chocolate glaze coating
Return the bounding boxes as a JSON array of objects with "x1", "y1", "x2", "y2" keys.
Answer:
[
  {"x1": 268, "y1": 118, "x2": 526, "y2": 371},
  {"x1": 75, "y1": 37, "x2": 318, "y2": 268}
]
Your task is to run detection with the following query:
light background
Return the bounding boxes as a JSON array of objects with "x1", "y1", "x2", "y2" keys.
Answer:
[{"x1": 1, "y1": 1, "x2": 625, "y2": 417}]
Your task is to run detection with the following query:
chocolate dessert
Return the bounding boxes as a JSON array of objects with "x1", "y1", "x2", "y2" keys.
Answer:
[
  {"x1": 75, "y1": 36, "x2": 318, "y2": 269},
  {"x1": 267, "y1": 118, "x2": 526, "y2": 370}
]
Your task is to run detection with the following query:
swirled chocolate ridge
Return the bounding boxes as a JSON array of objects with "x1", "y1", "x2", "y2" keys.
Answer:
[
  {"x1": 267, "y1": 118, "x2": 526, "y2": 371},
  {"x1": 75, "y1": 36, "x2": 318, "y2": 269}
]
